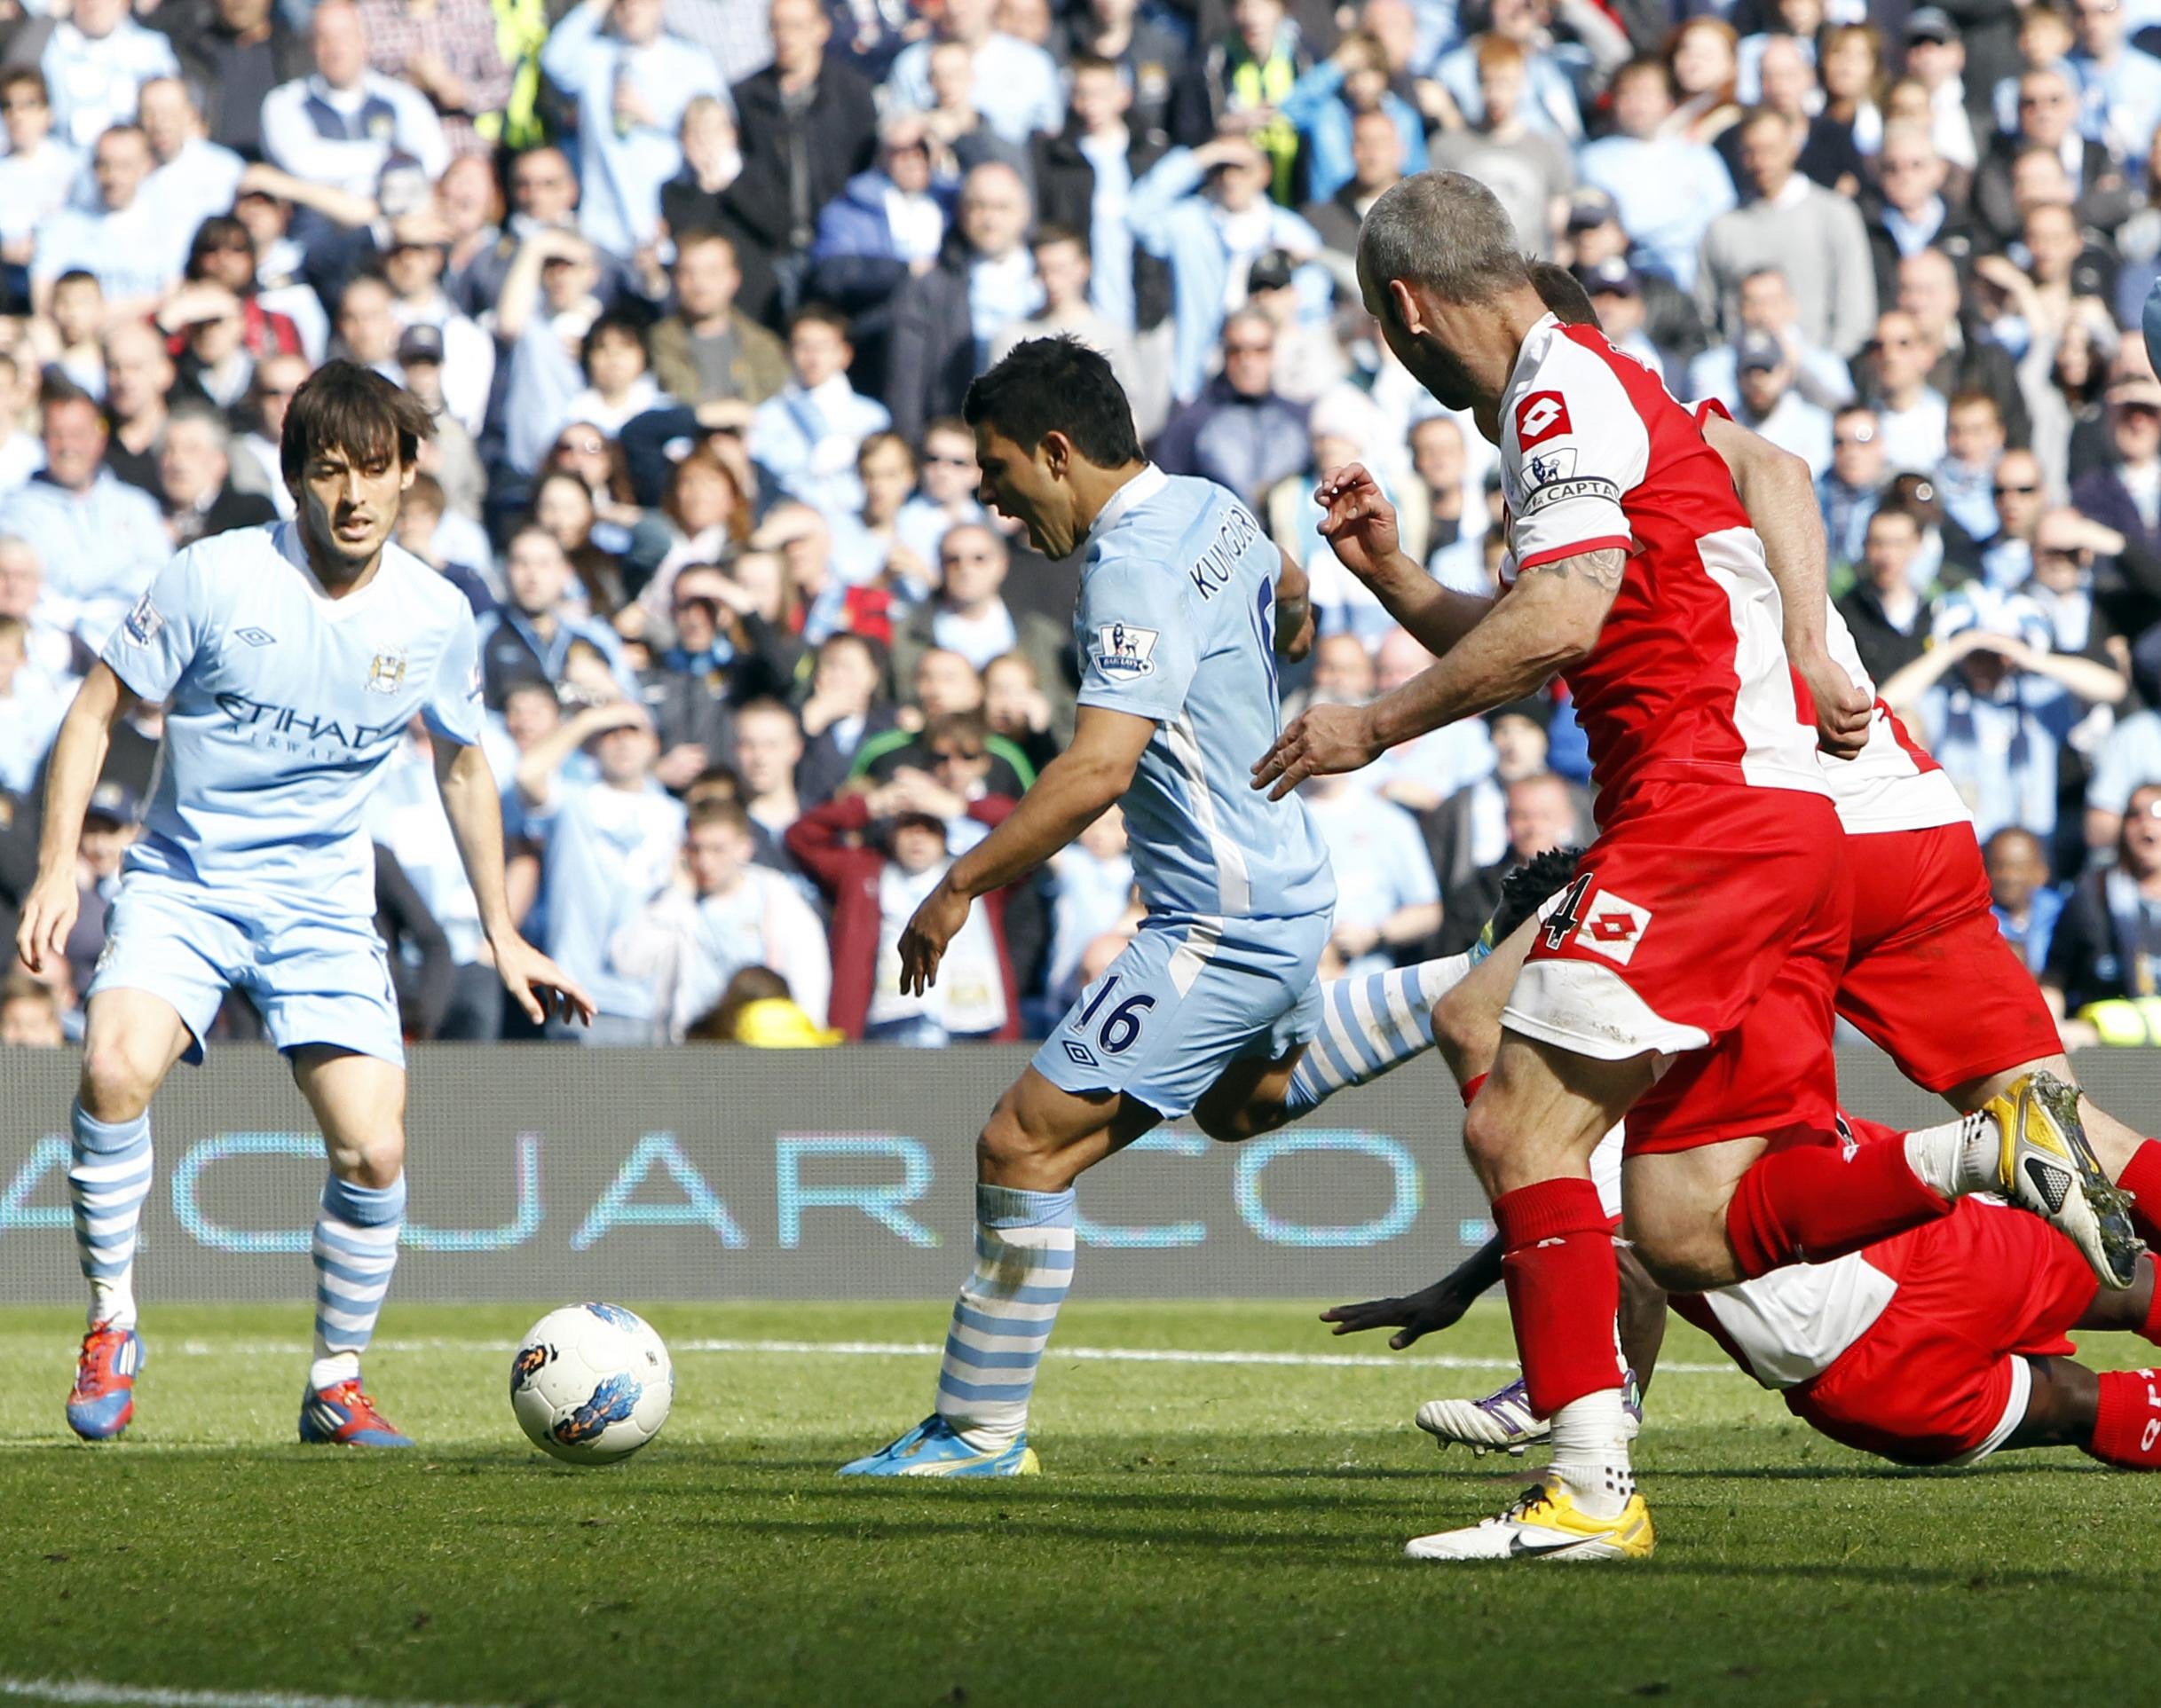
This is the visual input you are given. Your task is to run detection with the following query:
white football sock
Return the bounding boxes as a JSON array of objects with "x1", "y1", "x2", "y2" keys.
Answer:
[
  {"x1": 1903, "y1": 1113, "x2": 1993, "y2": 1201},
  {"x1": 1547, "y1": 1389, "x2": 1635, "y2": 1521}
]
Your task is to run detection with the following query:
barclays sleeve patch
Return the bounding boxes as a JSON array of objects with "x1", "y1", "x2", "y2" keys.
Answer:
[
  {"x1": 122, "y1": 592, "x2": 164, "y2": 647},
  {"x1": 1092, "y1": 621, "x2": 1160, "y2": 678}
]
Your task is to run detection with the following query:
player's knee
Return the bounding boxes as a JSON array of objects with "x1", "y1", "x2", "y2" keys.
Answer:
[
  {"x1": 1430, "y1": 985, "x2": 1495, "y2": 1086},
  {"x1": 977, "y1": 1095, "x2": 1053, "y2": 1175},
  {"x1": 328, "y1": 1132, "x2": 405, "y2": 1191},
  {"x1": 77, "y1": 1044, "x2": 156, "y2": 1123},
  {"x1": 1459, "y1": 1099, "x2": 1514, "y2": 1193},
  {"x1": 1621, "y1": 1216, "x2": 1733, "y2": 1293}
]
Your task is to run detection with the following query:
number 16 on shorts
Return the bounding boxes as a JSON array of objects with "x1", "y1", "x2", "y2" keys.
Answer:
[{"x1": 1074, "y1": 975, "x2": 1157, "y2": 1057}]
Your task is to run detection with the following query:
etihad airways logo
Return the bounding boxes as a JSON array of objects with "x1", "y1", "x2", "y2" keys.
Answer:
[{"x1": 213, "y1": 693, "x2": 405, "y2": 752}]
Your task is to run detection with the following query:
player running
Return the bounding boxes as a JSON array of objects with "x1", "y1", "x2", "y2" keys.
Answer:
[
  {"x1": 839, "y1": 338, "x2": 1475, "y2": 1478},
  {"x1": 1355, "y1": 263, "x2": 2161, "y2": 1465},
  {"x1": 16, "y1": 361, "x2": 593, "y2": 1446},
  {"x1": 1250, "y1": 172, "x2": 2131, "y2": 1560}
]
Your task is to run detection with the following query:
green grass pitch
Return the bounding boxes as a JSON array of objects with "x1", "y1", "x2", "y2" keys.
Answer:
[{"x1": 1, "y1": 1299, "x2": 2157, "y2": 1707}]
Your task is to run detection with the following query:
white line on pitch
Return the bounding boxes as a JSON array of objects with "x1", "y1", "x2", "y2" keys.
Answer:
[
  {"x1": 148, "y1": 1335, "x2": 1738, "y2": 1378},
  {"x1": 0, "y1": 1678, "x2": 513, "y2": 1708}
]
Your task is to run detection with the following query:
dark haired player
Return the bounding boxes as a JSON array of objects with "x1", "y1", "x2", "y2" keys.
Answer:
[
  {"x1": 18, "y1": 361, "x2": 592, "y2": 1447},
  {"x1": 840, "y1": 337, "x2": 1481, "y2": 1476}
]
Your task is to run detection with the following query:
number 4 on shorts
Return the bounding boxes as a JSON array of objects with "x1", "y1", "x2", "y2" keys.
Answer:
[
  {"x1": 1075, "y1": 975, "x2": 1158, "y2": 1057},
  {"x1": 1541, "y1": 873, "x2": 1594, "y2": 949}
]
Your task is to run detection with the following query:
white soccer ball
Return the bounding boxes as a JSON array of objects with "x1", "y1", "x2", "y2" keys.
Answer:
[{"x1": 509, "y1": 1303, "x2": 674, "y2": 1464}]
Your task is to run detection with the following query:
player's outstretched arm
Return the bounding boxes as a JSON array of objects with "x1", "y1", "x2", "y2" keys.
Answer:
[
  {"x1": 17, "y1": 663, "x2": 134, "y2": 976},
  {"x1": 433, "y1": 736, "x2": 596, "y2": 1027},
  {"x1": 1252, "y1": 547, "x2": 1622, "y2": 799},
  {"x1": 1321, "y1": 1237, "x2": 1506, "y2": 1350},
  {"x1": 1313, "y1": 462, "x2": 1495, "y2": 657},
  {"x1": 897, "y1": 705, "x2": 1154, "y2": 996},
  {"x1": 1699, "y1": 413, "x2": 1870, "y2": 760}
]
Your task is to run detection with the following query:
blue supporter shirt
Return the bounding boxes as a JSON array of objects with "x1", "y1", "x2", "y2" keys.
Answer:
[
  {"x1": 1074, "y1": 466, "x2": 1333, "y2": 928},
  {"x1": 100, "y1": 523, "x2": 484, "y2": 923}
]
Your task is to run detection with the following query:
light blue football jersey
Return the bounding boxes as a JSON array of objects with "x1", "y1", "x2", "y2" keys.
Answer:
[
  {"x1": 101, "y1": 523, "x2": 484, "y2": 922},
  {"x1": 1074, "y1": 466, "x2": 1334, "y2": 925}
]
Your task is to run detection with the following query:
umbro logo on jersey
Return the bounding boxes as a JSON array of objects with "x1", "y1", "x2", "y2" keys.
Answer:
[
  {"x1": 1576, "y1": 891, "x2": 1652, "y2": 965},
  {"x1": 233, "y1": 627, "x2": 274, "y2": 646},
  {"x1": 1063, "y1": 1040, "x2": 1100, "y2": 1068}
]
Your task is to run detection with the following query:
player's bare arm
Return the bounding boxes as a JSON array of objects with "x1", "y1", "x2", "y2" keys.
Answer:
[
  {"x1": 16, "y1": 661, "x2": 136, "y2": 975},
  {"x1": 1251, "y1": 546, "x2": 1623, "y2": 800},
  {"x1": 1312, "y1": 462, "x2": 1495, "y2": 655},
  {"x1": 432, "y1": 735, "x2": 595, "y2": 1027},
  {"x1": 898, "y1": 704, "x2": 1155, "y2": 996},
  {"x1": 1699, "y1": 413, "x2": 1870, "y2": 760},
  {"x1": 1273, "y1": 548, "x2": 1314, "y2": 662}
]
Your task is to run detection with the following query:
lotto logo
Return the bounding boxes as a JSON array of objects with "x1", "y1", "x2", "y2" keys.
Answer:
[
  {"x1": 1577, "y1": 891, "x2": 1652, "y2": 965},
  {"x1": 1515, "y1": 390, "x2": 1573, "y2": 450}
]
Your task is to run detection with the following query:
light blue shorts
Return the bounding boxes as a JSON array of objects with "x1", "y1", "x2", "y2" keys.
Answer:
[
  {"x1": 1033, "y1": 910, "x2": 1330, "y2": 1119},
  {"x1": 88, "y1": 875, "x2": 405, "y2": 1067}
]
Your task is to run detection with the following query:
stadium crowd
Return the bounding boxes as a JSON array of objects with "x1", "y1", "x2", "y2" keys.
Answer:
[{"x1": 10, "y1": 0, "x2": 2161, "y2": 1049}]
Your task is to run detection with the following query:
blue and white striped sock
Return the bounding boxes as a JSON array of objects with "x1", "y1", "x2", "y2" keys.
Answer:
[
  {"x1": 935, "y1": 1184, "x2": 1076, "y2": 1452},
  {"x1": 1284, "y1": 956, "x2": 1471, "y2": 1116},
  {"x1": 68, "y1": 1103, "x2": 153, "y2": 1331},
  {"x1": 310, "y1": 1173, "x2": 406, "y2": 1394}
]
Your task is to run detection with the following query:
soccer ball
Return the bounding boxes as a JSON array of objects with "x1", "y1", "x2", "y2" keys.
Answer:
[{"x1": 509, "y1": 1303, "x2": 674, "y2": 1464}]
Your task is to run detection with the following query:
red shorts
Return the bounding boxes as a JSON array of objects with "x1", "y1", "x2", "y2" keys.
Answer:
[
  {"x1": 1506, "y1": 779, "x2": 1849, "y2": 1155},
  {"x1": 1837, "y1": 823, "x2": 2063, "y2": 1092},
  {"x1": 1785, "y1": 1199, "x2": 2096, "y2": 1465}
]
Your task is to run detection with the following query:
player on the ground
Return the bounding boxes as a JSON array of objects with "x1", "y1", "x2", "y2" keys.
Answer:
[
  {"x1": 16, "y1": 361, "x2": 593, "y2": 1446},
  {"x1": 1327, "y1": 859, "x2": 2161, "y2": 1479},
  {"x1": 1249, "y1": 172, "x2": 2132, "y2": 1561},
  {"x1": 837, "y1": 338, "x2": 1476, "y2": 1478}
]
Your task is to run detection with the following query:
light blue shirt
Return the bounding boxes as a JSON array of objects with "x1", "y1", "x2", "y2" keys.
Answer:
[
  {"x1": 144, "y1": 138, "x2": 248, "y2": 244},
  {"x1": 0, "y1": 140, "x2": 83, "y2": 247},
  {"x1": 1301, "y1": 783, "x2": 1439, "y2": 978},
  {"x1": 1433, "y1": 42, "x2": 1584, "y2": 142},
  {"x1": 1074, "y1": 465, "x2": 1333, "y2": 926},
  {"x1": 748, "y1": 377, "x2": 893, "y2": 524},
  {"x1": 367, "y1": 740, "x2": 485, "y2": 964},
  {"x1": 40, "y1": 19, "x2": 177, "y2": 149},
  {"x1": 539, "y1": 8, "x2": 722, "y2": 258},
  {"x1": 33, "y1": 196, "x2": 192, "y2": 303},
  {"x1": 101, "y1": 524, "x2": 484, "y2": 922},
  {"x1": 2087, "y1": 706, "x2": 2161, "y2": 816},
  {"x1": 0, "y1": 667, "x2": 70, "y2": 794},
  {"x1": 1078, "y1": 133, "x2": 1138, "y2": 332},
  {"x1": 2068, "y1": 46, "x2": 2161, "y2": 157},
  {"x1": 1919, "y1": 676, "x2": 2082, "y2": 844},
  {"x1": 0, "y1": 471, "x2": 170, "y2": 648},
  {"x1": 526, "y1": 774, "x2": 685, "y2": 1019},
  {"x1": 884, "y1": 32, "x2": 1063, "y2": 145},
  {"x1": 1575, "y1": 134, "x2": 1737, "y2": 289}
]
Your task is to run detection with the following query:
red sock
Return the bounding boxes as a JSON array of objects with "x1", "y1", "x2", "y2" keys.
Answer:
[
  {"x1": 1723, "y1": 1134, "x2": 1952, "y2": 1279},
  {"x1": 2118, "y1": 1142, "x2": 2161, "y2": 1247},
  {"x1": 2087, "y1": 1368, "x2": 2161, "y2": 1469},
  {"x1": 1459, "y1": 1072, "x2": 1487, "y2": 1108},
  {"x1": 1495, "y1": 1177, "x2": 1621, "y2": 1419},
  {"x1": 2141, "y1": 1256, "x2": 2161, "y2": 1349}
]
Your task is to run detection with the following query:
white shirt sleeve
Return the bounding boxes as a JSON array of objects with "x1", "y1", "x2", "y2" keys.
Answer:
[{"x1": 1503, "y1": 334, "x2": 1648, "y2": 573}]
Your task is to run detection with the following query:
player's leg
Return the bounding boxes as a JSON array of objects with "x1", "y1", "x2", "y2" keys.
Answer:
[
  {"x1": 1836, "y1": 828, "x2": 2142, "y2": 1281},
  {"x1": 64, "y1": 879, "x2": 235, "y2": 1441},
  {"x1": 838, "y1": 1067, "x2": 1158, "y2": 1476},
  {"x1": 289, "y1": 1046, "x2": 414, "y2": 1447},
  {"x1": 63, "y1": 988, "x2": 195, "y2": 1440},
  {"x1": 1192, "y1": 951, "x2": 1472, "y2": 1140},
  {"x1": 1406, "y1": 1031, "x2": 1656, "y2": 1561}
]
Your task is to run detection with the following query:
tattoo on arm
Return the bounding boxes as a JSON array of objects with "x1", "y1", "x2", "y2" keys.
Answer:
[{"x1": 1521, "y1": 547, "x2": 1626, "y2": 593}]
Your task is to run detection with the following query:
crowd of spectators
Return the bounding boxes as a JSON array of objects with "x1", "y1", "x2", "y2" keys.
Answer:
[{"x1": 12, "y1": 0, "x2": 2161, "y2": 1049}]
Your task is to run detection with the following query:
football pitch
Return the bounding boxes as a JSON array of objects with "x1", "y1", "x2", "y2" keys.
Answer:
[{"x1": 0, "y1": 1300, "x2": 2156, "y2": 1708}]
